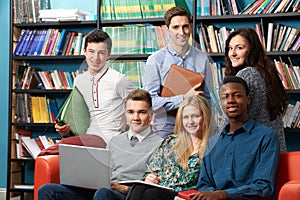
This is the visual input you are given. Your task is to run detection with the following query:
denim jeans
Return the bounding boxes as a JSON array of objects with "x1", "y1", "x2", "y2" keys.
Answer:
[
  {"x1": 38, "y1": 183, "x2": 95, "y2": 200},
  {"x1": 93, "y1": 188, "x2": 126, "y2": 200}
]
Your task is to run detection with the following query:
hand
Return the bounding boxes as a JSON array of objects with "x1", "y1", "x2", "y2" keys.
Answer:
[
  {"x1": 111, "y1": 181, "x2": 129, "y2": 194},
  {"x1": 144, "y1": 173, "x2": 161, "y2": 184},
  {"x1": 190, "y1": 190, "x2": 228, "y2": 200},
  {"x1": 184, "y1": 82, "x2": 204, "y2": 99},
  {"x1": 55, "y1": 123, "x2": 71, "y2": 135}
]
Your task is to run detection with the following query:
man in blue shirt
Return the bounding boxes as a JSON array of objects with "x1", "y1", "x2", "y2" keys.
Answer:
[
  {"x1": 142, "y1": 6, "x2": 213, "y2": 138},
  {"x1": 190, "y1": 76, "x2": 280, "y2": 200}
]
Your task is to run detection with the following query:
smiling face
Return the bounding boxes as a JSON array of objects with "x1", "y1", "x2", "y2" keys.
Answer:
[
  {"x1": 182, "y1": 105, "x2": 203, "y2": 136},
  {"x1": 219, "y1": 82, "x2": 250, "y2": 121},
  {"x1": 125, "y1": 99, "x2": 152, "y2": 134},
  {"x1": 84, "y1": 42, "x2": 110, "y2": 76},
  {"x1": 228, "y1": 35, "x2": 249, "y2": 68},
  {"x1": 167, "y1": 15, "x2": 192, "y2": 50}
]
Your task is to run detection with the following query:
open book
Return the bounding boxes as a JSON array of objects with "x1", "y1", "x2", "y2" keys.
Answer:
[{"x1": 119, "y1": 180, "x2": 174, "y2": 191}]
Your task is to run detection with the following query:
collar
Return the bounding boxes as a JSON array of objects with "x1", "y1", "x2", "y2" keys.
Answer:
[
  {"x1": 221, "y1": 118, "x2": 255, "y2": 137},
  {"x1": 166, "y1": 42, "x2": 191, "y2": 58},
  {"x1": 89, "y1": 65, "x2": 109, "y2": 81},
  {"x1": 127, "y1": 126, "x2": 152, "y2": 142}
]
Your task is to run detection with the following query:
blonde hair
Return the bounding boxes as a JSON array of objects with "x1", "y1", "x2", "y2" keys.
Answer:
[{"x1": 171, "y1": 95, "x2": 211, "y2": 170}]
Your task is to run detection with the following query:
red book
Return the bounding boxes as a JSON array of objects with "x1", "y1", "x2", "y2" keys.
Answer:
[
  {"x1": 65, "y1": 32, "x2": 77, "y2": 55},
  {"x1": 177, "y1": 190, "x2": 198, "y2": 200}
]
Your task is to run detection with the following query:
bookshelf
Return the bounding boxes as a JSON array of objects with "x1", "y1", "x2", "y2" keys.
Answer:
[
  {"x1": 7, "y1": 0, "x2": 300, "y2": 199},
  {"x1": 7, "y1": 2, "x2": 98, "y2": 198}
]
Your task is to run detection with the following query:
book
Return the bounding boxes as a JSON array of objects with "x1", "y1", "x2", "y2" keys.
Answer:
[
  {"x1": 27, "y1": 29, "x2": 42, "y2": 56},
  {"x1": 286, "y1": 101, "x2": 300, "y2": 127},
  {"x1": 266, "y1": 22, "x2": 274, "y2": 52},
  {"x1": 33, "y1": 29, "x2": 47, "y2": 55},
  {"x1": 13, "y1": 184, "x2": 34, "y2": 190},
  {"x1": 20, "y1": 136, "x2": 44, "y2": 159},
  {"x1": 65, "y1": 32, "x2": 77, "y2": 55},
  {"x1": 40, "y1": 28, "x2": 55, "y2": 56},
  {"x1": 73, "y1": 32, "x2": 83, "y2": 55},
  {"x1": 56, "y1": 86, "x2": 90, "y2": 136},
  {"x1": 118, "y1": 180, "x2": 174, "y2": 191},
  {"x1": 55, "y1": 29, "x2": 68, "y2": 56},
  {"x1": 19, "y1": 29, "x2": 35, "y2": 56},
  {"x1": 161, "y1": 64, "x2": 204, "y2": 97},
  {"x1": 177, "y1": 190, "x2": 197, "y2": 200},
  {"x1": 15, "y1": 129, "x2": 32, "y2": 158},
  {"x1": 61, "y1": 31, "x2": 73, "y2": 55},
  {"x1": 46, "y1": 29, "x2": 60, "y2": 55},
  {"x1": 13, "y1": 29, "x2": 27, "y2": 56}
]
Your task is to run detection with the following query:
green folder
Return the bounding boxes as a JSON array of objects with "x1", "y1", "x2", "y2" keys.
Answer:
[{"x1": 56, "y1": 86, "x2": 90, "y2": 136}]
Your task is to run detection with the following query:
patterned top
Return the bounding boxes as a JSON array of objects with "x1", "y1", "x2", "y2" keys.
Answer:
[
  {"x1": 144, "y1": 135, "x2": 201, "y2": 192},
  {"x1": 219, "y1": 67, "x2": 287, "y2": 151}
]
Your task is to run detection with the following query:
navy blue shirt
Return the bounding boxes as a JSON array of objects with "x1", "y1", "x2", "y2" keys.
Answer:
[{"x1": 196, "y1": 118, "x2": 280, "y2": 199}]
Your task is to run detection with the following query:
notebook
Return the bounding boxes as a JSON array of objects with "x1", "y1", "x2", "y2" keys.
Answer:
[
  {"x1": 59, "y1": 144, "x2": 111, "y2": 189},
  {"x1": 56, "y1": 86, "x2": 90, "y2": 136}
]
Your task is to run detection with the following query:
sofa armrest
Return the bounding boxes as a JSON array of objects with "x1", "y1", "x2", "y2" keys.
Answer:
[
  {"x1": 278, "y1": 180, "x2": 300, "y2": 200},
  {"x1": 34, "y1": 155, "x2": 60, "y2": 200}
]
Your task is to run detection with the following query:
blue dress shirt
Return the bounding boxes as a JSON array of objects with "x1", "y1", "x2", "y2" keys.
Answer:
[
  {"x1": 143, "y1": 43, "x2": 213, "y2": 138},
  {"x1": 196, "y1": 118, "x2": 280, "y2": 200}
]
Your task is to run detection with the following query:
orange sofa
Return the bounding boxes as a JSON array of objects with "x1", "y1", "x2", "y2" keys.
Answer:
[
  {"x1": 276, "y1": 151, "x2": 300, "y2": 200},
  {"x1": 177, "y1": 151, "x2": 300, "y2": 200},
  {"x1": 34, "y1": 152, "x2": 300, "y2": 200},
  {"x1": 34, "y1": 155, "x2": 60, "y2": 200}
]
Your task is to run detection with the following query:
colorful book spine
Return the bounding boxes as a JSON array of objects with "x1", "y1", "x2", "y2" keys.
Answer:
[
  {"x1": 54, "y1": 29, "x2": 68, "y2": 56},
  {"x1": 13, "y1": 29, "x2": 27, "y2": 56}
]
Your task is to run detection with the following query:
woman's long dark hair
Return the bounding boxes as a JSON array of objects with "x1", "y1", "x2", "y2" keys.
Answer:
[{"x1": 224, "y1": 28, "x2": 288, "y2": 120}]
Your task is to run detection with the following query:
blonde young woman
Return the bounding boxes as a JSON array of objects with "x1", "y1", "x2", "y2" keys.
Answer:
[{"x1": 126, "y1": 95, "x2": 212, "y2": 200}]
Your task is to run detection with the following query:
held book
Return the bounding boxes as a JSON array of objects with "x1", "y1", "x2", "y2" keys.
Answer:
[
  {"x1": 56, "y1": 86, "x2": 90, "y2": 136},
  {"x1": 118, "y1": 180, "x2": 174, "y2": 191},
  {"x1": 177, "y1": 190, "x2": 198, "y2": 200},
  {"x1": 161, "y1": 64, "x2": 205, "y2": 97}
]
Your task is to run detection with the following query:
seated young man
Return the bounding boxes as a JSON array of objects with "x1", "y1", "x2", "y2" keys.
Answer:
[
  {"x1": 189, "y1": 76, "x2": 280, "y2": 200},
  {"x1": 38, "y1": 90, "x2": 163, "y2": 200}
]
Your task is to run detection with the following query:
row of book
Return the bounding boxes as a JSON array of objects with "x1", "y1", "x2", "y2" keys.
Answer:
[
  {"x1": 15, "y1": 93, "x2": 63, "y2": 124},
  {"x1": 196, "y1": 0, "x2": 241, "y2": 16},
  {"x1": 12, "y1": 0, "x2": 42, "y2": 23},
  {"x1": 13, "y1": 0, "x2": 300, "y2": 24},
  {"x1": 14, "y1": 61, "x2": 145, "y2": 124},
  {"x1": 15, "y1": 60, "x2": 146, "y2": 91},
  {"x1": 15, "y1": 65, "x2": 80, "y2": 90},
  {"x1": 283, "y1": 101, "x2": 300, "y2": 128},
  {"x1": 197, "y1": 0, "x2": 300, "y2": 16},
  {"x1": 197, "y1": 23, "x2": 232, "y2": 53},
  {"x1": 15, "y1": 129, "x2": 60, "y2": 159},
  {"x1": 197, "y1": 23, "x2": 299, "y2": 53},
  {"x1": 14, "y1": 29, "x2": 85, "y2": 57},
  {"x1": 209, "y1": 57, "x2": 300, "y2": 91},
  {"x1": 274, "y1": 58, "x2": 300, "y2": 90},
  {"x1": 241, "y1": 0, "x2": 300, "y2": 15},
  {"x1": 210, "y1": 62, "x2": 225, "y2": 89},
  {"x1": 102, "y1": 25, "x2": 170, "y2": 54},
  {"x1": 266, "y1": 23, "x2": 300, "y2": 52},
  {"x1": 100, "y1": 0, "x2": 179, "y2": 20}
]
